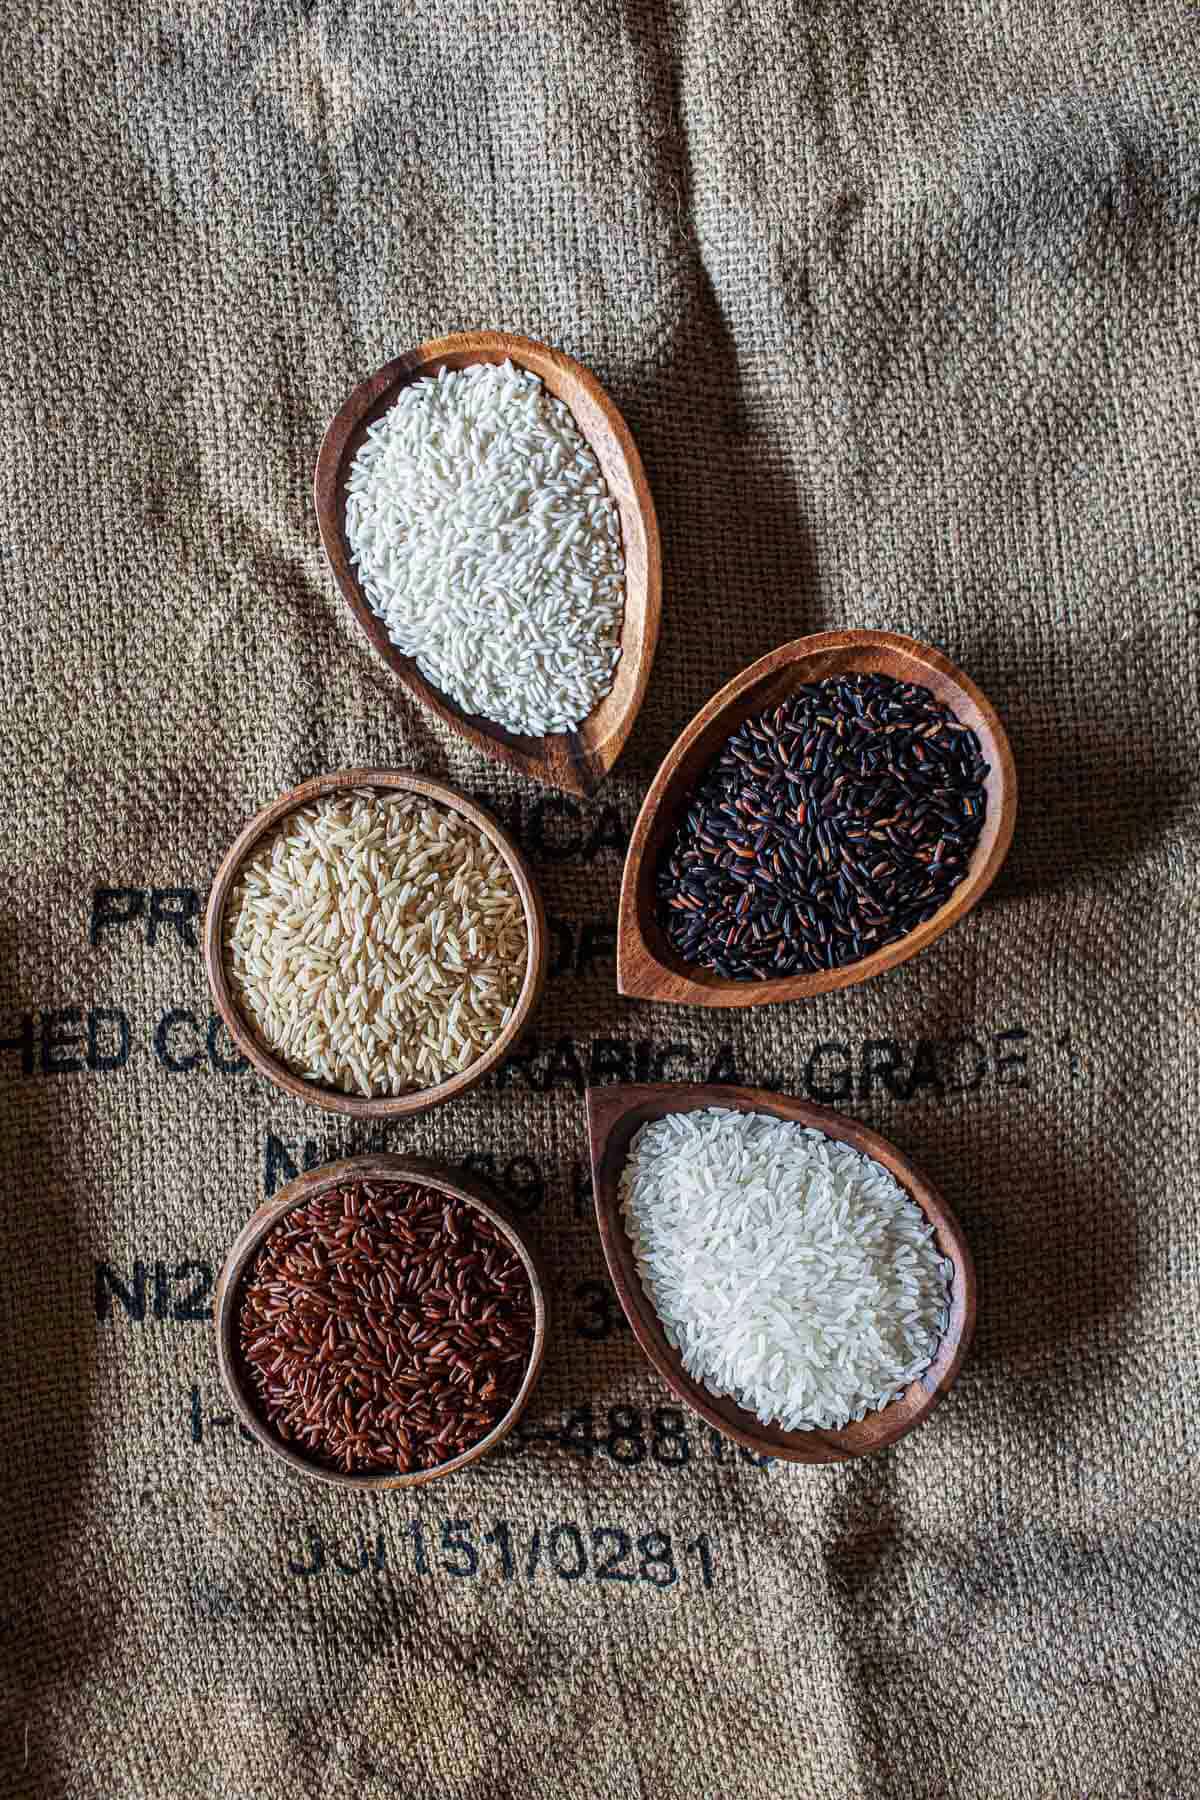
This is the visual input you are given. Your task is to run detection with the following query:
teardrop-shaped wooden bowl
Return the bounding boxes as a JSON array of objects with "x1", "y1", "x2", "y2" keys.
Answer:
[
  {"x1": 617, "y1": 629, "x2": 1017, "y2": 1006},
  {"x1": 214, "y1": 1154, "x2": 548, "y2": 1490},
  {"x1": 315, "y1": 331, "x2": 661, "y2": 797},
  {"x1": 587, "y1": 1082, "x2": 975, "y2": 1463},
  {"x1": 203, "y1": 769, "x2": 548, "y2": 1118}
]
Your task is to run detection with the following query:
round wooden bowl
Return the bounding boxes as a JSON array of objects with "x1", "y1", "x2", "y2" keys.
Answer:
[
  {"x1": 214, "y1": 1155, "x2": 548, "y2": 1490},
  {"x1": 617, "y1": 629, "x2": 1017, "y2": 1007},
  {"x1": 314, "y1": 330, "x2": 661, "y2": 798},
  {"x1": 203, "y1": 768, "x2": 548, "y2": 1117},
  {"x1": 586, "y1": 1083, "x2": 976, "y2": 1463}
]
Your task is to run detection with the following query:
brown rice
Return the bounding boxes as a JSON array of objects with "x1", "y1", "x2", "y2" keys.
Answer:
[{"x1": 222, "y1": 788, "x2": 528, "y2": 1095}]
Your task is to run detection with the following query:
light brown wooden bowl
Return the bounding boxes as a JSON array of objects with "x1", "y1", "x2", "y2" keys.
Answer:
[
  {"x1": 587, "y1": 1082, "x2": 976, "y2": 1464},
  {"x1": 214, "y1": 1154, "x2": 548, "y2": 1490},
  {"x1": 617, "y1": 629, "x2": 1017, "y2": 1006},
  {"x1": 314, "y1": 330, "x2": 661, "y2": 797},
  {"x1": 203, "y1": 768, "x2": 547, "y2": 1118}
]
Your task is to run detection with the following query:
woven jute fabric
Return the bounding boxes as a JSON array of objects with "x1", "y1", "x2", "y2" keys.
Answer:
[{"x1": 2, "y1": 1, "x2": 1198, "y2": 1795}]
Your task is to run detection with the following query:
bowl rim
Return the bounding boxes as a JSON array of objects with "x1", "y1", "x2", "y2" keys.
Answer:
[
  {"x1": 314, "y1": 329, "x2": 662, "y2": 797},
  {"x1": 586, "y1": 1081, "x2": 977, "y2": 1463},
  {"x1": 213, "y1": 1153, "x2": 548, "y2": 1490},
  {"x1": 617, "y1": 628, "x2": 1018, "y2": 1006},
  {"x1": 203, "y1": 767, "x2": 548, "y2": 1117}
]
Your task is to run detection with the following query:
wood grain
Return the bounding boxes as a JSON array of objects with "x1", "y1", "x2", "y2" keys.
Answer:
[
  {"x1": 213, "y1": 1153, "x2": 549, "y2": 1491},
  {"x1": 617, "y1": 628, "x2": 1018, "y2": 1006},
  {"x1": 314, "y1": 330, "x2": 661, "y2": 797},
  {"x1": 586, "y1": 1082, "x2": 977, "y2": 1464},
  {"x1": 203, "y1": 768, "x2": 548, "y2": 1118}
]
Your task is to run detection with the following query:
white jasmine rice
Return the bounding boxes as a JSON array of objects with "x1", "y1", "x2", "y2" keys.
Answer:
[
  {"x1": 619, "y1": 1107, "x2": 953, "y2": 1432},
  {"x1": 223, "y1": 790, "x2": 528, "y2": 1096},
  {"x1": 345, "y1": 359, "x2": 625, "y2": 737}
]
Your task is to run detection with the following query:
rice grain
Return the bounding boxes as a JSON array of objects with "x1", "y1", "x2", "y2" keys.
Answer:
[
  {"x1": 223, "y1": 790, "x2": 528, "y2": 1096},
  {"x1": 345, "y1": 360, "x2": 625, "y2": 737},
  {"x1": 620, "y1": 1107, "x2": 953, "y2": 1432}
]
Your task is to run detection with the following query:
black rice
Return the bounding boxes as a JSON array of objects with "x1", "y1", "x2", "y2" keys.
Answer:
[
  {"x1": 236, "y1": 1180, "x2": 535, "y2": 1474},
  {"x1": 656, "y1": 672, "x2": 989, "y2": 979}
]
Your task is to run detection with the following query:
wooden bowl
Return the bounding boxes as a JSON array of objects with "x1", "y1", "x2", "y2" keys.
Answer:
[
  {"x1": 203, "y1": 768, "x2": 547, "y2": 1117},
  {"x1": 617, "y1": 629, "x2": 1017, "y2": 1006},
  {"x1": 214, "y1": 1154, "x2": 548, "y2": 1490},
  {"x1": 586, "y1": 1082, "x2": 976, "y2": 1463},
  {"x1": 314, "y1": 331, "x2": 661, "y2": 797}
]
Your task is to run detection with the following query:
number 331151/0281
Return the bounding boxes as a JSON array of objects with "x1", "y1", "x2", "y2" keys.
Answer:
[{"x1": 286, "y1": 1520, "x2": 718, "y2": 1590}]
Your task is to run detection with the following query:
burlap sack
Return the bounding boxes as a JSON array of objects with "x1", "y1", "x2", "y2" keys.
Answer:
[{"x1": 2, "y1": 2, "x2": 1197, "y2": 1794}]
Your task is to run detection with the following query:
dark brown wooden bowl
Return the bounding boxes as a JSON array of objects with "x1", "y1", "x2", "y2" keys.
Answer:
[
  {"x1": 203, "y1": 768, "x2": 548, "y2": 1118},
  {"x1": 314, "y1": 331, "x2": 661, "y2": 797},
  {"x1": 213, "y1": 1154, "x2": 548, "y2": 1490},
  {"x1": 586, "y1": 1082, "x2": 976, "y2": 1463},
  {"x1": 617, "y1": 629, "x2": 1017, "y2": 1006}
]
